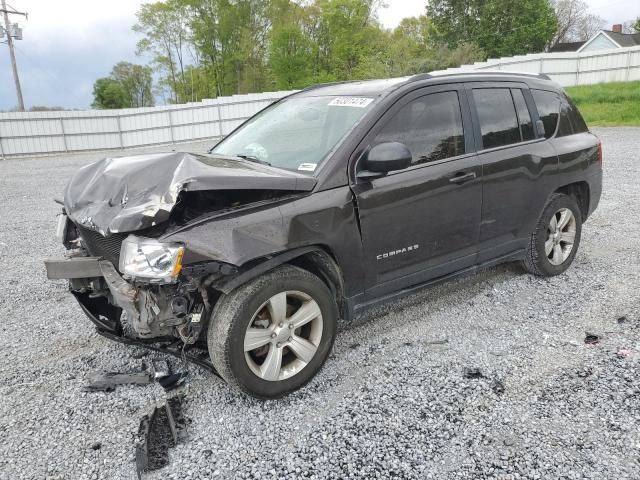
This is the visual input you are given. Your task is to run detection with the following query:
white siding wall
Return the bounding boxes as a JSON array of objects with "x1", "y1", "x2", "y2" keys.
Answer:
[
  {"x1": 444, "y1": 45, "x2": 640, "y2": 87},
  {"x1": 2, "y1": 46, "x2": 639, "y2": 159},
  {"x1": 581, "y1": 33, "x2": 618, "y2": 53},
  {"x1": 0, "y1": 91, "x2": 293, "y2": 159}
]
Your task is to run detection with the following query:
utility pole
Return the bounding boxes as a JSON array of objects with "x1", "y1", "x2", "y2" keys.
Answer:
[{"x1": 1, "y1": 0, "x2": 27, "y2": 111}]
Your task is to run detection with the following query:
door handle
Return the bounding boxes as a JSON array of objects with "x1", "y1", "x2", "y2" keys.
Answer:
[{"x1": 449, "y1": 172, "x2": 476, "y2": 184}]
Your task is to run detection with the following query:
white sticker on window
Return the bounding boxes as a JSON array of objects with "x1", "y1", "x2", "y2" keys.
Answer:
[
  {"x1": 328, "y1": 97, "x2": 373, "y2": 108},
  {"x1": 298, "y1": 163, "x2": 317, "y2": 172}
]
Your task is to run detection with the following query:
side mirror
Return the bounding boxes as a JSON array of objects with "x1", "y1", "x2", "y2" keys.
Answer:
[
  {"x1": 359, "y1": 142, "x2": 412, "y2": 177},
  {"x1": 535, "y1": 119, "x2": 546, "y2": 138}
]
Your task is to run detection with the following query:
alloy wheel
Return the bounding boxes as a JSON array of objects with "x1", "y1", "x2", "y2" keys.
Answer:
[
  {"x1": 546, "y1": 207, "x2": 577, "y2": 266},
  {"x1": 244, "y1": 291, "x2": 323, "y2": 381}
]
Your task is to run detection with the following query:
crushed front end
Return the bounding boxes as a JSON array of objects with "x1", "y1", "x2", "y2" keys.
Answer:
[{"x1": 45, "y1": 212, "x2": 234, "y2": 371}]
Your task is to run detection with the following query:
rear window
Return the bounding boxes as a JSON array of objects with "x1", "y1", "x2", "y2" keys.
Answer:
[
  {"x1": 473, "y1": 88, "x2": 521, "y2": 149},
  {"x1": 557, "y1": 95, "x2": 589, "y2": 137},
  {"x1": 532, "y1": 90, "x2": 560, "y2": 139}
]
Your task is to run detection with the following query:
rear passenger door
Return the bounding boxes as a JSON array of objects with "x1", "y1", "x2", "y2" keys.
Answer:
[{"x1": 467, "y1": 83, "x2": 559, "y2": 262}]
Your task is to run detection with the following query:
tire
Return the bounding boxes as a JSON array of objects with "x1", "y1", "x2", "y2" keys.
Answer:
[
  {"x1": 522, "y1": 193, "x2": 582, "y2": 277},
  {"x1": 208, "y1": 265, "x2": 338, "y2": 399}
]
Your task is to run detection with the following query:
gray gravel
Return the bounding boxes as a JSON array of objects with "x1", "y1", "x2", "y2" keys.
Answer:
[{"x1": 1, "y1": 128, "x2": 639, "y2": 480}]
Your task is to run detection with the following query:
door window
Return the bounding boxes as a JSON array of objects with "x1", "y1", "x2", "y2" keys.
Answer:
[
  {"x1": 532, "y1": 90, "x2": 560, "y2": 139},
  {"x1": 511, "y1": 89, "x2": 535, "y2": 141},
  {"x1": 472, "y1": 88, "x2": 521, "y2": 149},
  {"x1": 373, "y1": 91, "x2": 465, "y2": 165}
]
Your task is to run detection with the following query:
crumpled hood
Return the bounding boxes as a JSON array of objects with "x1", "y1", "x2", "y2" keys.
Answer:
[{"x1": 64, "y1": 151, "x2": 317, "y2": 235}]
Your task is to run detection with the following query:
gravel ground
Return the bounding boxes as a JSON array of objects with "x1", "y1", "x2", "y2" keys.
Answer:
[{"x1": 1, "y1": 128, "x2": 639, "y2": 480}]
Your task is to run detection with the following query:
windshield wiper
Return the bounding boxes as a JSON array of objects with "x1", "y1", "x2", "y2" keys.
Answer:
[{"x1": 235, "y1": 154, "x2": 272, "y2": 167}]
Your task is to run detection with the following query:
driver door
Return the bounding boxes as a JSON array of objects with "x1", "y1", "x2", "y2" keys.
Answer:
[{"x1": 350, "y1": 85, "x2": 483, "y2": 298}]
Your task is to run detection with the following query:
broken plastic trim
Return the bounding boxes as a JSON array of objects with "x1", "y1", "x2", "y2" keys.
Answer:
[{"x1": 136, "y1": 397, "x2": 187, "y2": 478}]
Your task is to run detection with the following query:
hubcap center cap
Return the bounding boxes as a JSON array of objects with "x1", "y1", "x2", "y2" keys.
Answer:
[{"x1": 274, "y1": 326, "x2": 291, "y2": 344}]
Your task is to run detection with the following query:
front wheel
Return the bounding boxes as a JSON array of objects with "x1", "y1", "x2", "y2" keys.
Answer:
[
  {"x1": 208, "y1": 265, "x2": 337, "y2": 399},
  {"x1": 522, "y1": 193, "x2": 583, "y2": 277}
]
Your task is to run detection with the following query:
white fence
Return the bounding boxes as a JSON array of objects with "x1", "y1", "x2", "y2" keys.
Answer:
[
  {"x1": 2, "y1": 46, "x2": 639, "y2": 159},
  {"x1": 0, "y1": 91, "x2": 293, "y2": 159},
  {"x1": 451, "y1": 45, "x2": 640, "y2": 87}
]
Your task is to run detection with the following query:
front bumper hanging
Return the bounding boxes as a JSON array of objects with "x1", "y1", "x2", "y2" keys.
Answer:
[{"x1": 45, "y1": 256, "x2": 218, "y2": 375}]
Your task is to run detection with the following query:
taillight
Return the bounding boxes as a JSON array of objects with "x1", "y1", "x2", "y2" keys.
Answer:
[{"x1": 597, "y1": 141, "x2": 603, "y2": 166}]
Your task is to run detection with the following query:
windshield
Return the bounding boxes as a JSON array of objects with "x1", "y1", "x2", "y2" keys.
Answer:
[{"x1": 211, "y1": 95, "x2": 376, "y2": 174}]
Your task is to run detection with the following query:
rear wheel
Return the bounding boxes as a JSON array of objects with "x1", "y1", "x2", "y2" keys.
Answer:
[
  {"x1": 208, "y1": 265, "x2": 337, "y2": 399},
  {"x1": 523, "y1": 193, "x2": 582, "y2": 277}
]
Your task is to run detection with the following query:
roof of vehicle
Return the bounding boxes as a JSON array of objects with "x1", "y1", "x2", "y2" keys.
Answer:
[{"x1": 296, "y1": 70, "x2": 556, "y2": 98}]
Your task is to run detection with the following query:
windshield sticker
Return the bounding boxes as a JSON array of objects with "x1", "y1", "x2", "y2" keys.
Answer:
[
  {"x1": 298, "y1": 163, "x2": 317, "y2": 172},
  {"x1": 329, "y1": 97, "x2": 374, "y2": 108}
]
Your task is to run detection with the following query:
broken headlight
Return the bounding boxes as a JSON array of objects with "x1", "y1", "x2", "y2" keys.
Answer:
[{"x1": 119, "y1": 236, "x2": 184, "y2": 283}]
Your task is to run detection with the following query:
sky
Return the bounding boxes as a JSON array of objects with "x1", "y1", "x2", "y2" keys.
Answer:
[{"x1": 1, "y1": 0, "x2": 639, "y2": 111}]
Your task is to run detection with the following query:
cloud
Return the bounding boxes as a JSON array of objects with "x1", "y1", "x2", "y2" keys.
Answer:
[{"x1": 0, "y1": 0, "x2": 146, "y2": 110}]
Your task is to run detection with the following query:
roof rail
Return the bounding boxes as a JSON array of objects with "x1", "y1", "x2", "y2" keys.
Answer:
[
  {"x1": 408, "y1": 73, "x2": 432, "y2": 82},
  {"x1": 302, "y1": 79, "x2": 360, "y2": 92}
]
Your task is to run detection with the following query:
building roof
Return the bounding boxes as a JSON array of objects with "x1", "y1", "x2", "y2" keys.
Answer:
[
  {"x1": 603, "y1": 30, "x2": 640, "y2": 47},
  {"x1": 549, "y1": 41, "x2": 586, "y2": 53}
]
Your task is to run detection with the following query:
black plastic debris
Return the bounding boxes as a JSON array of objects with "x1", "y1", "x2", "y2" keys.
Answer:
[
  {"x1": 90, "y1": 442, "x2": 102, "y2": 451},
  {"x1": 584, "y1": 334, "x2": 600, "y2": 345},
  {"x1": 491, "y1": 379, "x2": 505, "y2": 394},
  {"x1": 617, "y1": 316, "x2": 628, "y2": 324},
  {"x1": 136, "y1": 396, "x2": 187, "y2": 479},
  {"x1": 463, "y1": 367, "x2": 484, "y2": 379},
  {"x1": 157, "y1": 372, "x2": 190, "y2": 391},
  {"x1": 82, "y1": 371, "x2": 152, "y2": 392}
]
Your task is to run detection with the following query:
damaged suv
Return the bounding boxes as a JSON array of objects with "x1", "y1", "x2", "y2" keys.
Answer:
[{"x1": 46, "y1": 72, "x2": 602, "y2": 398}]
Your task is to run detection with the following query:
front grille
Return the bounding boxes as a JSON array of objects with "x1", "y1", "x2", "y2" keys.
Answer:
[{"x1": 76, "y1": 225, "x2": 127, "y2": 267}]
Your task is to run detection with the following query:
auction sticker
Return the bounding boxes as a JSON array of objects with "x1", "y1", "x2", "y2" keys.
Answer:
[
  {"x1": 298, "y1": 163, "x2": 318, "y2": 172},
  {"x1": 329, "y1": 97, "x2": 374, "y2": 108}
]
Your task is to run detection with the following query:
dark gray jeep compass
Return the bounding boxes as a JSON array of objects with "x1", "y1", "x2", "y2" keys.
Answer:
[{"x1": 46, "y1": 71, "x2": 602, "y2": 398}]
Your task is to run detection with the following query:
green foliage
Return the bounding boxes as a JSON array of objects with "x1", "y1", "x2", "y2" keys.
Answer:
[
  {"x1": 566, "y1": 81, "x2": 640, "y2": 126},
  {"x1": 92, "y1": 63, "x2": 155, "y2": 109},
  {"x1": 478, "y1": 0, "x2": 557, "y2": 58},
  {"x1": 270, "y1": 26, "x2": 314, "y2": 89},
  {"x1": 427, "y1": 0, "x2": 557, "y2": 59},
  {"x1": 111, "y1": 62, "x2": 155, "y2": 107},
  {"x1": 92, "y1": 78, "x2": 129, "y2": 109},
  {"x1": 634, "y1": 17, "x2": 640, "y2": 33},
  {"x1": 124, "y1": 0, "x2": 555, "y2": 103}
]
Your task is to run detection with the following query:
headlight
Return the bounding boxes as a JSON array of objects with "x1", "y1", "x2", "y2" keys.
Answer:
[{"x1": 119, "y1": 236, "x2": 184, "y2": 283}]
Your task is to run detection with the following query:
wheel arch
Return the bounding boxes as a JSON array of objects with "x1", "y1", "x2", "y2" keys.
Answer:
[
  {"x1": 210, "y1": 245, "x2": 348, "y2": 320},
  {"x1": 554, "y1": 181, "x2": 590, "y2": 221}
]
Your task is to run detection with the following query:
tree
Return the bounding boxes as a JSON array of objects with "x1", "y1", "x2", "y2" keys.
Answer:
[
  {"x1": 270, "y1": 26, "x2": 314, "y2": 89},
  {"x1": 134, "y1": 0, "x2": 193, "y2": 103},
  {"x1": 426, "y1": 0, "x2": 485, "y2": 48},
  {"x1": 478, "y1": 0, "x2": 557, "y2": 57},
  {"x1": 111, "y1": 62, "x2": 155, "y2": 107},
  {"x1": 92, "y1": 78, "x2": 129, "y2": 109},
  {"x1": 552, "y1": 0, "x2": 605, "y2": 44},
  {"x1": 427, "y1": 0, "x2": 557, "y2": 58}
]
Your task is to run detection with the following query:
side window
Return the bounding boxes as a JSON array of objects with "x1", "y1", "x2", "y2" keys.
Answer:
[
  {"x1": 373, "y1": 91, "x2": 465, "y2": 165},
  {"x1": 558, "y1": 95, "x2": 589, "y2": 137},
  {"x1": 532, "y1": 90, "x2": 560, "y2": 139},
  {"x1": 473, "y1": 88, "x2": 521, "y2": 149},
  {"x1": 511, "y1": 89, "x2": 535, "y2": 141}
]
